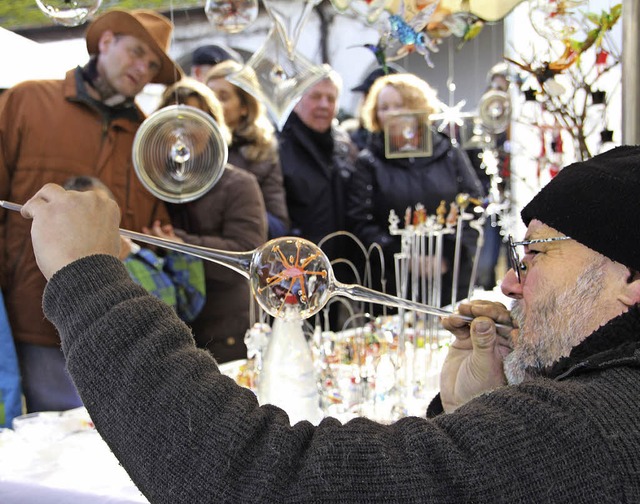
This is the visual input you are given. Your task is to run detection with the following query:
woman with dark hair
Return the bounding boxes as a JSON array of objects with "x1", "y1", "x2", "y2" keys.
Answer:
[
  {"x1": 205, "y1": 61, "x2": 290, "y2": 238},
  {"x1": 156, "y1": 78, "x2": 267, "y2": 363}
]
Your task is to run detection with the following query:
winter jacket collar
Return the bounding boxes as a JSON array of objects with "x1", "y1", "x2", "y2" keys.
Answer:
[
  {"x1": 545, "y1": 304, "x2": 640, "y2": 380},
  {"x1": 66, "y1": 67, "x2": 143, "y2": 125}
]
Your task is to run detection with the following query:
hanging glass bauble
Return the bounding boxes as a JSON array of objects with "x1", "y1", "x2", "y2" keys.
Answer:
[
  {"x1": 528, "y1": 0, "x2": 586, "y2": 40},
  {"x1": 35, "y1": 0, "x2": 102, "y2": 27},
  {"x1": 261, "y1": 0, "x2": 322, "y2": 57},
  {"x1": 132, "y1": 105, "x2": 228, "y2": 204},
  {"x1": 228, "y1": 27, "x2": 329, "y2": 130},
  {"x1": 204, "y1": 0, "x2": 259, "y2": 34}
]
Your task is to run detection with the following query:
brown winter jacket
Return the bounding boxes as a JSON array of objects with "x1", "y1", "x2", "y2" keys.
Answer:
[
  {"x1": 227, "y1": 142, "x2": 290, "y2": 238},
  {"x1": 0, "y1": 68, "x2": 169, "y2": 346},
  {"x1": 167, "y1": 164, "x2": 267, "y2": 363}
]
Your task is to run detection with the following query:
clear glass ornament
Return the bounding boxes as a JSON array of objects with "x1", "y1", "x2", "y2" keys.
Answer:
[
  {"x1": 250, "y1": 238, "x2": 332, "y2": 320},
  {"x1": 132, "y1": 105, "x2": 228, "y2": 203},
  {"x1": 227, "y1": 27, "x2": 329, "y2": 130},
  {"x1": 529, "y1": 0, "x2": 586, "y2": 40},
  {"x1": 261, "y1": 0, "x2": 321, "y2": 57},
  {"x1": 204, "y1": 0, "x2": 259, "y2": 34},
  {"x1": 35, "y1": 0, "x2": 102, "y2": 27}
]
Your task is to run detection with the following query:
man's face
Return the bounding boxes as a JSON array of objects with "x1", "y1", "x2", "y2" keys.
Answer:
[
  {"x1": 293, "y1": 79, "x2": 339, "y2": 133},
  {"x1": 501, "y1": 219, "x2": 631, "y2": 384},
  {"x1": 96, "y1": 31, "x2": 162, "y2": 98}
]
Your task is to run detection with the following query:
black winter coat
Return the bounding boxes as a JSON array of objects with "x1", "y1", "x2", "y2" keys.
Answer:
[
  {"x1": 278, "y1": 112, "x2": 356, "y2": 260},
  {"x1": 347, "y1": 130, "x2": 484, "y2": 303}
]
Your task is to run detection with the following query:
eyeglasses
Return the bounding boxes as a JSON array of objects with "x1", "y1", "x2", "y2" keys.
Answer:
[{"x1": 507, "y1": 235, "x2": 572, "y2": 283}]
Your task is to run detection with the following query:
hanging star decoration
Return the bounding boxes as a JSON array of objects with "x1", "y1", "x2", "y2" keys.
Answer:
[
  {"x1": 429, "y1": 79, "x2": 473, "y2": 144},
  {"x1": 431, "y1": 98, "x2": 468, "y2": 134}
]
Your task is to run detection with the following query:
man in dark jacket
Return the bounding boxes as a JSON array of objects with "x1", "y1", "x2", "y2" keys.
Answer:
[
  {"x1": 278, "y1": 67, "x2": 357, "y2": 263},
  {"x1": 17, "y1": 145, "x2": 640, "y2": 502}
]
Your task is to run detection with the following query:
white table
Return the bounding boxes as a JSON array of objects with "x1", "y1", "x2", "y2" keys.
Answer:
[{"x1": 0, "y1": 409, "x2": 148, "y2": 504}]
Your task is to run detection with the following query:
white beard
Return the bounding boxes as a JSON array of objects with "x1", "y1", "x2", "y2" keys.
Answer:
[{"x1": 503, "y1": 260, "x2": 607, "y2": 385}]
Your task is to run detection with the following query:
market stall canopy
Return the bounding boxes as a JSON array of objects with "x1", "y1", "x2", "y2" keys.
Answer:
[{"x1": 0, "y1": 27, "x2": 88, "y2": 89}]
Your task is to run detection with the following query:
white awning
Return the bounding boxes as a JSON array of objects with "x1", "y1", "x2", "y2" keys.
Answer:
[{"x1": 0, "y1": 27, "x2": 88, "y2": 89}]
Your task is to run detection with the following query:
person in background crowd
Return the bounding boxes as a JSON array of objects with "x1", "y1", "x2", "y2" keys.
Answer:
[
  {"x1": 190, "y1": 44, "x2": 242, "y2": 82},
  {"x1": 205, "y1": 60, "x2": 290, "y2": 238},
  {"x1": 63, "y1": 176, "x2": 206, "y2": 323},
  {"x1": 22, "y1": 145, "x2": 640, "y2": 502},
  {"x1": 0, "y1": 8, "x2": 179, "y2": 412},
  {"x1": 278, "y1": 67, "x2": 358, "y2": 262},
  {"x1": 346, "y1": 72, "x2": 484, "y2": 307},
  {"x1": 156, "y1": 77, "x2": 267, "y2": 363},
  {"x1": 341, "y1": 65, "x2": 400, "y2": 151},
  {"x1": 0, "y1": 289, "x2": 21, "y2": 428}
]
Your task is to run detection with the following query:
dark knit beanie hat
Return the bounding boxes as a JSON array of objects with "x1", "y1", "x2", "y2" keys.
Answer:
[{"x1": 521, "y1": 145, "x2": 640, "y2": 271}]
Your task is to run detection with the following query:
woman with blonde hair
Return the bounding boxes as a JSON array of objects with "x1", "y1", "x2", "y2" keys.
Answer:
[
  {"x1": 346, "y1": 72, "x2": 484, "y2": 307},
  {"x1": 205, "y1": 60, "x2": 290, "y2": 238},
  {"x1": 155, "y1": 77, "x2": 267, "y2": 363}
]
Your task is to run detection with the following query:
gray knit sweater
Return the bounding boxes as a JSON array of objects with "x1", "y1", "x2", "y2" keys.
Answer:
[{"x1": 43, "y1": 255, "x2": 640, "y2": 503}]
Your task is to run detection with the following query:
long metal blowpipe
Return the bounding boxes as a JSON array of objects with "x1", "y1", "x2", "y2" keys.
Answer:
[{"x1": 1, "y1": 199, "x2": 512, "y2": 330}]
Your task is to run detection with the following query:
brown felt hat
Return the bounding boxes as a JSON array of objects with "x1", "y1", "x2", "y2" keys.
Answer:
[{"x1": 85, "y1": 9, "x2": 182, "y2": 85}]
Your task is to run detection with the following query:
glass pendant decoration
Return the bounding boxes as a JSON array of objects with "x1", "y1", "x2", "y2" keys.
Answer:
[
  {"x1": 35, "y1": 0, "x2": 102, "y2": 27},
  {"x1": 528, "y1": 0, "x2": 586, "y2": 40},
  {"x1": 132, "y1": 105, "x2": 228, "y2": 203},
  {"x1": 261, "y1": 0, "x2": 322, "y2": 57},
  {"x1": 204, "y1": 0, "x2": 259, "y2": 34},
  {"x1": 228, "y1": 27, "x2": 330, "y2": 130}
]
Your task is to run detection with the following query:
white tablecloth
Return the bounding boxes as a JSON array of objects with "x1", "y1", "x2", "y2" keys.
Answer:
[{"x1": 0, "y1": 409, "x2": 147, "y2": 504}]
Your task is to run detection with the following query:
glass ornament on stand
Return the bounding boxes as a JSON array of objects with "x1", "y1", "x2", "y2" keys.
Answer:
[
  {"x1": 227, "y1": 27, "x2": 329, "y2": 130},
  {"x1": 204, "y1": 0, "x2": 259, "y2": 34},
  {"x1": 132, "y1": 105, "x2": 228, "y2": 204},
  {"x1": 35, "y1": 0, "x2": 102, "y2": 27}
]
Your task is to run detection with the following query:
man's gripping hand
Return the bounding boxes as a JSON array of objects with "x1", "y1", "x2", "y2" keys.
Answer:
[
  {"x1": 440, "y1": 300, "x2": 513, "y2": 413},
  {"x1": 21, "y1": 183, "x2": 121, "y2": 280}
]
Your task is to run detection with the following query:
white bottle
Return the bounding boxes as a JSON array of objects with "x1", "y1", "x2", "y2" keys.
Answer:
[{"x1": 257, "y1": 299, "x2": 323, "y2": 425}]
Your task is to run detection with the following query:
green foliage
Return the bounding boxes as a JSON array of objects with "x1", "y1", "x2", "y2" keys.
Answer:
[{"x1": 0, "y1": 1, "x2": 201, "y2": 30}]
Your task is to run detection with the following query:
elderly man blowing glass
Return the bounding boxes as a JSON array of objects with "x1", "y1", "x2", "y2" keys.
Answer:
[{"x1": 17, "y1": 145, "x2": 640, "y2": 502}]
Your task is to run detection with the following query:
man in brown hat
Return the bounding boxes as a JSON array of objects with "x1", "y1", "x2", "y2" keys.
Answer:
[{"x1": 0, "y1": 9, "x2": 182, "y2": 413}]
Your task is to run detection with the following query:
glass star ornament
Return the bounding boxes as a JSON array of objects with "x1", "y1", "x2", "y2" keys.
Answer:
[
  {"x1": 227, "y1": 27, "x2": 330, "y2": 130},
  {"x1": 261, "y1": 0, "x2": 322, "y2": 57},
  {"x1": 432, "y1": 98, "x2": 469, "y2": 127},
  {"x1": 204, "y1": 0, "x2": 259, "y2": 34},
  {"x1": 35, "y1": 0, "x2": 102, "y2": 27}
]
